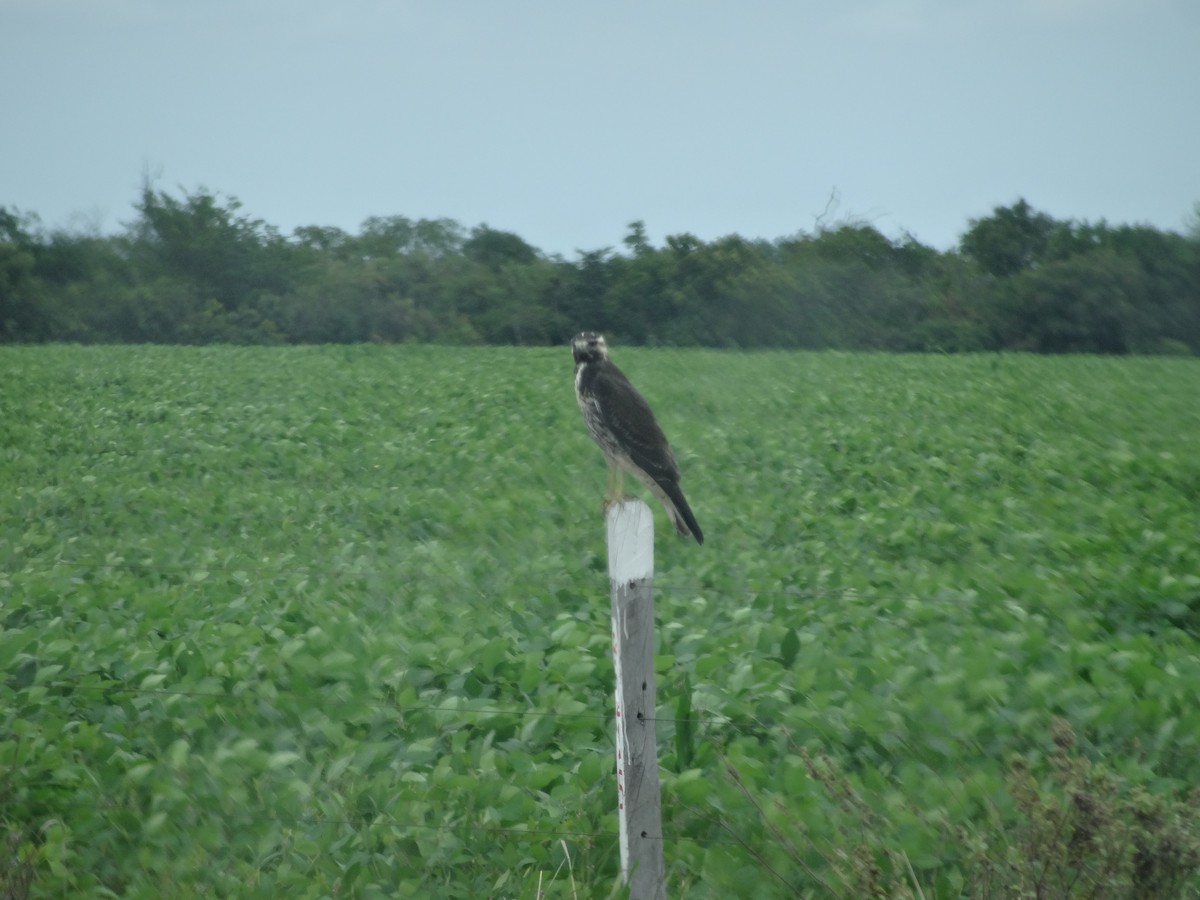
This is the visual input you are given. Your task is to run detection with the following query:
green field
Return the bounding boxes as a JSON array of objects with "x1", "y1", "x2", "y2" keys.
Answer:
[{"x1": 3, "y1": 345, "x2": 1200, "y2": 897}]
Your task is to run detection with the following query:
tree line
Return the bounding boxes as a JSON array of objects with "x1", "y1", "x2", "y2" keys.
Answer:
[{"x1": 2, "y1": 187, "x2": 1198, "y2": 353}]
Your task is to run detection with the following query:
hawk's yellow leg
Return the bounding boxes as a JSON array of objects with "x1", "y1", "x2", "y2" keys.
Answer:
[{"x1": 602, "y1": 465, "x2": 626, "y2": 512}]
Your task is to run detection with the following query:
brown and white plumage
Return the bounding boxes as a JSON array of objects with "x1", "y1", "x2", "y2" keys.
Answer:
[{"x1": 572, "y1": 331, "x2": 703, "y2": 544}]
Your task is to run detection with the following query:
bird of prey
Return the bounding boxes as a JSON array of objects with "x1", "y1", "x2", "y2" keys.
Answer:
[{"x1": 572, "y1": 331, "x2": 703, "y2": 544}]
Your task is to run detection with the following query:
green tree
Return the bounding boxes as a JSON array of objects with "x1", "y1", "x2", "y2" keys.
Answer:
[
  {"x1": 0, "y1": 208, "x2": 53, "y2": 341},
  {"x1": 4, "y1": 182, "x2": 1195, "y2": 350},
  {"x1": 661, "y1": 234, "x2": 785, "y2": 346},
  {"x1": 355, "y1": 215, "x2": 416, "y2": 259},
  {"x1": 292, "y1": 225, "x2": 354, "y2": 259},
  {"x1": 622, "y1": 219, "x2": 653, "y2": 258},
  {"x1": 462, "y1": 225, "x2": 538, "y2": 270},
  {"x1": 130, "y1": 185, "x2": 297, "y2": 312},
  {"x1": 1098, "y1": 224, "x2": 1200, "y2": 353},
  {"x1": 999, "y1": 251, "x2": 1141, "y2": 353},
  {"x1": 960, "y1": 199, "x2": 1059, "y2": 277},
  {"x1": 774, "y1": 225, "x2": 940, "y2": 350},
  {"x1": 554, "y1": 248, "x2": 617, "y2": 340},
  {"x1": 600, "y1": 224, "x2": 674, "y2": 343},
  {"x1": 354, "y1": 215, "x2": 464, "y2": 260}
]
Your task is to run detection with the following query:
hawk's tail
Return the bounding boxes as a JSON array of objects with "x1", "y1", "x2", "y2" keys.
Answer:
[{"x1": 659, "y1": 479, "x2": 704, "y2": 545}]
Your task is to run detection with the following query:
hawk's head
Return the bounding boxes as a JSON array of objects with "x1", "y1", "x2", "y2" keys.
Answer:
[{"x1": 571, "y1": 332, "x2": 609, "y2": 365}]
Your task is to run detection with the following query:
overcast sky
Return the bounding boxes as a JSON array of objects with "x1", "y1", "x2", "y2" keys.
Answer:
[{"x1": 3, "y1": 0, "x2": 1198, "y2": 256}]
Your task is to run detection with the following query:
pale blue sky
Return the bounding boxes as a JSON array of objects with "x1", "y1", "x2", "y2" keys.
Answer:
[{"x1": 3, "y1": 0, "x2": 1198, "y2": 255}]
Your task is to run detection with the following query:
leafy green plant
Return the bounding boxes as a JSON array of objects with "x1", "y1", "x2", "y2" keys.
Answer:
[{"x1": 2, "y1": 346, "x2": 1199, "y2": 896}]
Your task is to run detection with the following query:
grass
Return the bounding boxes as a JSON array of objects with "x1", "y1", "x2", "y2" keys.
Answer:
[{"x1": 2, "y1": 344, "x2": 1200, "y2": 897}]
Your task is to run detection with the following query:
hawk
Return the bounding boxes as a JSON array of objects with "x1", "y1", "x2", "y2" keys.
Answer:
[{"x1": 572, "y1": 332, "x2": 703, "y2": 544}]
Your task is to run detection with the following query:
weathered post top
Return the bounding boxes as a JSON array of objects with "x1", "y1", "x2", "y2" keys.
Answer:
[{"x1": 607, "y1": 499, "x2": 655, "y2": 586}]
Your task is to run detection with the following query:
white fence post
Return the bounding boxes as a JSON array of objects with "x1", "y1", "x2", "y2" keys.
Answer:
[{"x1": 606, "y1": 499, "x2": 666, "y2": 899}]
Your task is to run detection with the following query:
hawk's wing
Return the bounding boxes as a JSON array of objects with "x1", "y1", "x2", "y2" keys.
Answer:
[{"x1": 591, "y1": 360, "x2": 681, "y2": 484}]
